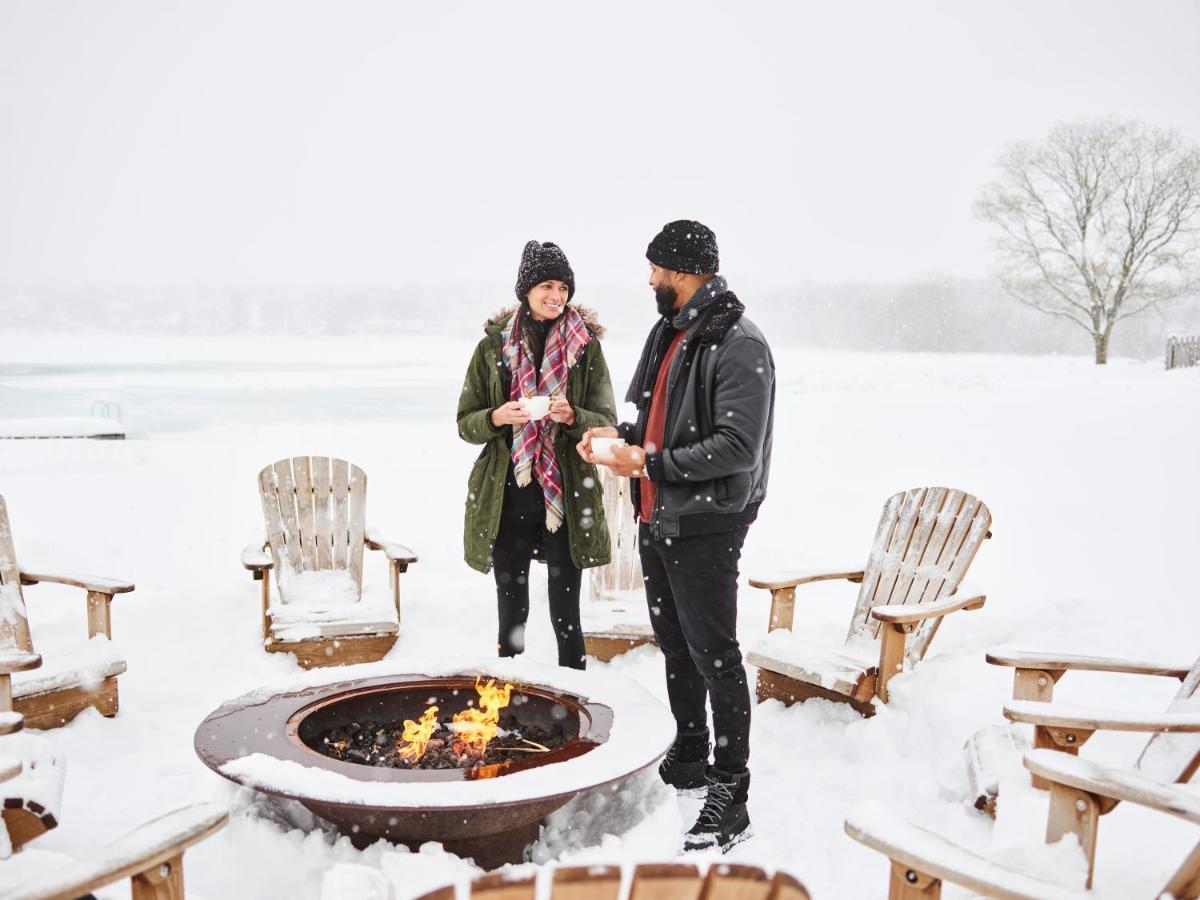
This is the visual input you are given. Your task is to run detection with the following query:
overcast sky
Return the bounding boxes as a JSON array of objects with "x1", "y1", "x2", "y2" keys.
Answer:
[{"x1": 2, "y1": 0, "x2": 1198, "y2": 292}]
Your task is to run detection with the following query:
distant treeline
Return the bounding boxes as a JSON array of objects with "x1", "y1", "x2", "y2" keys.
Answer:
[{"x1": 2, "y1": 279, "x2": 1197, "y2": 359}]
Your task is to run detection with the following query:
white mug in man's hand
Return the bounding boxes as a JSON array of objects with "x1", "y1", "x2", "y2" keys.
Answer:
[
  {"x1": 520, "y1": 396, "x2": 551, "y2": 420},
  {"x1": 590, "y1": 437, "x2": 627, "y2": 463}
]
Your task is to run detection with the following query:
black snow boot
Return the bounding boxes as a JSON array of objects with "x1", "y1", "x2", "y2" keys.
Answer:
[
  {"x1": 658, "y1": 728, "x2": 710, "y2": 792},
  {"x1": 682, "y1": 768, "x2": 751, "y2": 853}
]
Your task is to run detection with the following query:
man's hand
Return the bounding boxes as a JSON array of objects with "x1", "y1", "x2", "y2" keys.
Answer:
[
  {"x1": 576, "y1": 426, "x2": 618, "y2": 463},
  {"x1": 608, "y1": 444, "x2": 647, "y2": 478},
  {"x1": 548, "y1": 394, "x2": 576, "y2": 426},
  {"x1": 491, "y1": 401, "x2": 531, "y2": 427}
]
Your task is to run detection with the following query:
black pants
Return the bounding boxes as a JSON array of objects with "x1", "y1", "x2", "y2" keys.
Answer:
[
  {"x1": 492, "y1": 519, "x2": 586, "y2": 670},
  {"x1": 639, "y1": 522, "x2": 751, "y2": 773}
]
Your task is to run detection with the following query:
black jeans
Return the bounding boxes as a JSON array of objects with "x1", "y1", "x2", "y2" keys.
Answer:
[
  {"x1": 639, "y1": 522, "x2": 751, "y2": 773},
  {"x1": 492, "y1": 519, "x2": 586, "y2": 670}
]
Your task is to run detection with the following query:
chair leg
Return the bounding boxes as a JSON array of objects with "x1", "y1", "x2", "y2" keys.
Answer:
[
  {"x1": 1046, "y1": 783, "x2": 1100, "y2": 889},
  {"x1": 131, "y1": 852, "x2": 185, "y2": 900},
  {"x1": 1163, "y1": 841, "x2": 1200, "y2": 900},
  {"x1": 888, "y1": 860, "x2": 941, "y2": 899},
  {"x1": 260, "y1": 569, "x2": 271, "y2": 639},
  {"x1": 877, "y1": 625, "x2": 907, "y2": 703}
]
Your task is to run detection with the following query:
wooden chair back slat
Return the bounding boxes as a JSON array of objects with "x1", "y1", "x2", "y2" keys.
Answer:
[
  {"x1": 1137, "y1": 656, "x2": 1200, "y2": 784},
  {"x1": 895, "y1": 487, "x2": 957, "y2": 606},
  {"x1": 628, "y1": 865, "x2": 704, "y2": 900},
  {"x1": 552, "y1": 865, "x2": 622, "y2": 900},
  {"x1": 258, "y1": 458, "x2": 367, "y2": 596},
  {"x1": 347, "y1": 464, "x2": 367, "y2": 589},
  {"x1": 699, "y1": 864, "x2": 772, "y2": 900},
  {"x1": 332, "y1": 458, "x2": 351, "y2": 570},
  {"x1": 0, "y1": 497, "x2": 34, "y2": 655},
  {"x1": 470, "y1": 873, "x2": 536, "y2": 900},
  {"x1": 311, "y1": 457, "x2": 334, "y2": 570},
  {"x1": 293, "y1": 456, "x2": 317, "y2": 570}
]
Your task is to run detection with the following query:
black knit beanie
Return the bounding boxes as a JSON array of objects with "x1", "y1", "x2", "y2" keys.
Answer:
[
  {"x1": 646, "y1": 220, "x2": 719, "y2": 274},
  {"x1": 515, "y1": 240, "x2": 575, "y2": 302}
]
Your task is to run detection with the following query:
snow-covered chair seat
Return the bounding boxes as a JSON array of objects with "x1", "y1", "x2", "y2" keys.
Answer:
[
  {"x1": 964, "y1": 649, "x2": 1200, "y2": 817},
  {"x1": 411, "y1": 861, "x2": 811, "y2": 900},
  {"x1": 581, "y1": 467, "x2": 654, "y2": 662},
  {"x1": 0, "y1": 730, "x2": 65, "y2": 854},
  {"x1": 242, "y1": 457, "x2": 417, "y2": 669},
  {"x1": 747, "y1": 487, "x2": 991, "y2": 716},
  {"x1": 0, "y1": 495, "x2": 134, "y2": 731},
  {"x1": 11, "y1": 638, "x2": 127, "y2": 729},
  {"x1": 0, "y1": 802, "x2": 227, "y2": 898},
  {"x1": 849, "y1": 749, "x2": 1200, "y2": 896},
  {"x1": 580, "y1": 588, "x2": 656, "y2": 663}
]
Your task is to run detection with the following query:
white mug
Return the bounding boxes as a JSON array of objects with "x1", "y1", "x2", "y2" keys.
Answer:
[
  {"x1": 520, "y1": 396, "x2": 551, "y2": 420},
  {"x1": 590, "y1": 436, "x2": 626, "y2": 463}
]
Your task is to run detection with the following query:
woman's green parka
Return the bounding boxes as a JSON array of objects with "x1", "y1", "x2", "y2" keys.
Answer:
[{"x1": 457, "y1": 305, "x2": 617, "y2": 573}]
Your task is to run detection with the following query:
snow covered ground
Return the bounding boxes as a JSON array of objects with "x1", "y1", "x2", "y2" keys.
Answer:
[{"x1": 1, "y1": 328, "x2": 1199, "y2": 898}]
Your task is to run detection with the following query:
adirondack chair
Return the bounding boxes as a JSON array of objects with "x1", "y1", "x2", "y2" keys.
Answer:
[
  {"x1": 965, "y1": 650, "x2": 1200, "y2": 815},
  {"x1": 412, "y1": 862, "x2": 811, "y2": 900},
  {"x1": 746, "y1": 487, "x2": 991, "y2": 715},
  {"x1": 582, "y1": 467, "x2": 655, "y2": 662},
  {"x1": 846, "y1": 749, "x2": 1200, "y2": 898},
  {"x1": 242, "y1": 457, "x2": 418, "y2": 669},
  {"x1": 0, "y1": 495, "x2": 133, "y2": 730},
  {"x1": 0, "y1": 802, "x2": 228, "y2": 899}
]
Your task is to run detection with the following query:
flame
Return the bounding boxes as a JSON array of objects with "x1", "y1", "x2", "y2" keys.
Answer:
[
  {"x1": 396, "y1": 705, "x2": 440, "y2": 763},
  {"x1": 451, "y1": 678, "x2": 513, "y2": 759}
]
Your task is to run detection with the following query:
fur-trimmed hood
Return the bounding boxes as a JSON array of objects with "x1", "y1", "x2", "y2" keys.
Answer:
[{"x1": 483, "y1": 303, "x2": 606, "y2": 341}]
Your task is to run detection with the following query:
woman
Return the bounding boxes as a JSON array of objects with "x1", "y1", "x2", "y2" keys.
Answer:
[{"x1": 457, "y1": 240, "x2": 616, "y2": 670}]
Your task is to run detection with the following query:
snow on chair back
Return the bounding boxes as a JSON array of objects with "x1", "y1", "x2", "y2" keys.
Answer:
[
  {"x1": 0, "y1": 496, "x2": 34, "y2": 655},
  {"x1": 1136, "y1": 656, "x2": 1200, "y2": 785},
  {"x1": 847, "y1": 487, "x2": 992, "y2": 666},
  {"x1": 258, "y1": 458, "x2": 367, "y2": 595}
]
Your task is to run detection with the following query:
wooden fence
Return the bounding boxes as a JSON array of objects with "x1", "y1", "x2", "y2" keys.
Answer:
[{"x1": 1166, "y1": 335, "x2": 1200, "y2": 370}]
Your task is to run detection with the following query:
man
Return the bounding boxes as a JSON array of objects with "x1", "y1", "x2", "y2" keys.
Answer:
[{"x1": 578, "y1": 220, "x2": 775, "y2": 852}]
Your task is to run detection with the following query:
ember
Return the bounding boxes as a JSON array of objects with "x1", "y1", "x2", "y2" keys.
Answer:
[{"x1": 314, "y1": 678, "x2": 567, "y2": 770}]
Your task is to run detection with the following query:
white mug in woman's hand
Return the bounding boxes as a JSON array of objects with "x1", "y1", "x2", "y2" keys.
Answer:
[
  {"x1": 590, "y1": 436, "x2": 627, "y2": 463},
  {"x1": 520, "y1": 396, "x2": 551, "y2": 420}
]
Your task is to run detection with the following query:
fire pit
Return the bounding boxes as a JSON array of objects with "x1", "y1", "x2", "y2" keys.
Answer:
[{"x1": 194, "y1": 661, "x2": 674, "y2": 869}]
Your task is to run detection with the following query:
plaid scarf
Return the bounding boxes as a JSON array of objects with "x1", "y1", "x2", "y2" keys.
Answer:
[{"x1": 502, "y1": 306, "x2": 592, "y2": 532}]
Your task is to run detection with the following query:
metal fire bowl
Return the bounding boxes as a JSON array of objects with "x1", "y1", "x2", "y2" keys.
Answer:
[{"x1": 194, "y1": 672, "x2": 642, "y2": 868}]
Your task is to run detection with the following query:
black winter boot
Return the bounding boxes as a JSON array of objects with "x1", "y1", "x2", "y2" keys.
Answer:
[
  {"x1": 658, "y1": 728, "x2": 710, "y2": 792},
  {"x1": 682, "y1": 768, "x2": 751, "y2": 853}
]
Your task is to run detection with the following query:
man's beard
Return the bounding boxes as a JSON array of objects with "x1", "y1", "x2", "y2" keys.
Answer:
[{"x1": 654, "y1": 285, "x2": 678, "y2": 319}]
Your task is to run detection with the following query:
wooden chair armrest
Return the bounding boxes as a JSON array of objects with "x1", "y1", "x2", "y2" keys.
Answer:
[
  {"x1": 0, "y1": 649, "x2": 42, "y2": 674},
  {"x1": 870, "y1": 592, "x2": 986, "y2": 625},
  {"x1": 985, "y1": 649, "x2": 1190, "y2": 679},
  {"x1": 844, "y1": 805, "x2": 1082, "y2": 900},
  {"x1": 241, "y1": 540, "x2": 274, "y2": 572},
  {"x1": 14, "y1": 802, "x2": 228, "y2": 900},
  {"x1": 19, "y1": 569, "x2": 134, "y2": 594},
  {"x1": 1023, "y1": 749, "x2": 1200, "y2": 826},
  {"x1": 1004, "y1": 700, "x2": 1200, "y2": 733},
  {"x1": 0, "y1": 711, "x2": 24, "y2": 736},
  {"x1": 364, "y1": 528, "x2": 419, "y2": 564},
  {"x1": 749, "y1": 567, "x2": 865, "y2": 590}
]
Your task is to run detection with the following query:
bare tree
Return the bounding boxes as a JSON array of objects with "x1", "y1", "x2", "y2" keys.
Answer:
[{"x1": 977, "y1": 118, "x2": 1200, "y2": 363}]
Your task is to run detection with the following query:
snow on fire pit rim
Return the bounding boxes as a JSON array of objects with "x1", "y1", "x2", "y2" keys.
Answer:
[{"x1": 214, "y1": 655, "x2": 676, "y2": 809}]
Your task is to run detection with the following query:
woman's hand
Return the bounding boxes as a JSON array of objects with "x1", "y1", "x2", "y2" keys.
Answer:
[
  {"x1": 576, "y1": 426, "x2": 619, "y2": 463},
  {"x1": 491, "y1": 401, "x2": 531, "y2": 427},
  {"x1": 549, "y1": 394, "x2": 575, "y2": 426}
]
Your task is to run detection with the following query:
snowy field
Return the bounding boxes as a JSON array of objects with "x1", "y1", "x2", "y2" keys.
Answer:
[{"x1": 1, "y1": 328, "x2": 1199, "y2": 898}]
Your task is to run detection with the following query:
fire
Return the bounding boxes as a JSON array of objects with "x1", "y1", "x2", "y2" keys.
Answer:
[
  {"x1": 451, "y1": 678, "x2": 513, "y2": 759},
  {"x1": 393, "y1": 679, "x2": 514, "y2": 765},
  {"x1": 396, "y1": 705, "x2": 440, "y2": 763}
]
